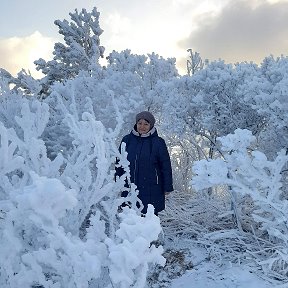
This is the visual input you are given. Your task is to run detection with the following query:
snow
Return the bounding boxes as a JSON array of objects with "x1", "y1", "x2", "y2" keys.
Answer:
[
  {"x1": 165, "y1": 242, "x2": 276, "y2": 288},
  {"x1": 171, "y1": 264, "x2": 272, "y2": 288},
  {"x1": 146, "y1": 235, "x2": 278, "y2": 288},
  {"x1": 2, "y1": 9, "x2": 288, "y2": 286}
]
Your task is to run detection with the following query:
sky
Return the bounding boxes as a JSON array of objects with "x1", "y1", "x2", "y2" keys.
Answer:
[{"x1": 1, "y1": 0, "x2": 288, "y2": 77}]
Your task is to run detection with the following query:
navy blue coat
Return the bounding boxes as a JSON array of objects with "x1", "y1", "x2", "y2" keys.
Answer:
[{"x1": 119, "y1": 126, "x2": 173, "y2": 214}]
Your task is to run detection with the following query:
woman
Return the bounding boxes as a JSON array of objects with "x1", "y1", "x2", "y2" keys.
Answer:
[{"x1": 117, "y1": 111, "x2": 173, "y2": 215}]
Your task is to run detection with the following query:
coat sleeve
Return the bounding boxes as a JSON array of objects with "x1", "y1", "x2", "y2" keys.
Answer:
[{"x1": 158, "y1": 138, "x2": 174, "y2": 192}]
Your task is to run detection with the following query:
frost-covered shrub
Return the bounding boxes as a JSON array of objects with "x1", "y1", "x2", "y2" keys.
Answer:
[
  {"x1": 0, "y1": 90, "x2": 165, "y2": 287},
  {"x1": 0, "y1": 98, "x2": 64, "y2": 198},
  {"x1": 105, "y1": 205, "x2": 165, "y2": 288},
  {"x1": 239, "y1": 55, "x2": 288, "y2": 158},
  {"x1": 192, "y1": 128, "x2": 288, "y2": 279},
  {"x1": 41, "y1": 66, "x2": 144, "y2": 159},
  {"x1": 0, "y1": 85, "x2": 27, "y2": 137}
]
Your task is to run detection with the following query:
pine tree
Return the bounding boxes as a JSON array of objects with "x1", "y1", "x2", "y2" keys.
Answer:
[{"x1": 34, "y1": 7, "x2": 105, "y2": 96}]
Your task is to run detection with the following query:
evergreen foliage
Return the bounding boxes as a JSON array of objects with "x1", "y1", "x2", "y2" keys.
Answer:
[{"x1": 1, "y1": 6, "x2": 288, "y2": 287}]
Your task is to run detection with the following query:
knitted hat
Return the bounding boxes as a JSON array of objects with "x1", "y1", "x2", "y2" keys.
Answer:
[{"x1": 136, "y1": 111, "x2": 156, "y2": 128}]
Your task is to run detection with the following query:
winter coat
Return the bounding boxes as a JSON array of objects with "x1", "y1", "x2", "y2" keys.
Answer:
[{"x1": 117, "y1": 126, "x2": 173, "y2": 214}]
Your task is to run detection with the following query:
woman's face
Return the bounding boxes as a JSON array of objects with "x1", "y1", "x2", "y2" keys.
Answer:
[{"x1": 137, "y1": 119, "x2": 151, "y2": 134}]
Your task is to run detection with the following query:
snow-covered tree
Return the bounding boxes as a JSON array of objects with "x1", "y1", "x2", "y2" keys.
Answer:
[
  {"x1": 1, "y1": 65, "x2": 42, "y2": 98},
  {"x1": 0, "y1": 92, "x2": 165, "y2": 287},
  {"x1": 165, "y1": 60, "x2": 263, "y2": 139},
  {"x1": 186, "y1": 49, "x2": 206, "y2": 76},
  {"x1": 0, "y1": 68, "x2": 14, "y2": 92},
  {"x1": 4, "y1": 3, "x2": 288, "y2": 285},
  {"x1": 240, "y1": 55, "x2": 288, "y2": 158},
  {"x1": 41, "y1": 66, "x2": 143, "y2": 159},
  {"x1": 106, "y1": 49, "x2": 178, "y2": 112},
  {"x1": 144, "y1": 60, "x2": 261, "y2": 189},
  {"x1": 40, "y1": 48, "x2": 178, "y2": 160},
  {"x1": 35, "y1": 7, "x2": 104, "y2": 96},
  {"x1": 192, "y1": 128, "x2": 288, "y2": 279}
]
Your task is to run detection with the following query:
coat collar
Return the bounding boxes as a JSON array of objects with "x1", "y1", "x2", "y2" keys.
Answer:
[{"x1": 132, "y1": 126, "x2": 156, "y2": 137}]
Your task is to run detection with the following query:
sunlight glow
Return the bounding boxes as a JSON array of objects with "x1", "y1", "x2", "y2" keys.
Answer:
[{"x1": 0, "y1": 31, "x2": 54, "y2": 77}]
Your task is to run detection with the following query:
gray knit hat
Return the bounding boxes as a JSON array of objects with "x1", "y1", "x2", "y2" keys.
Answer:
[{"x1": 136, "y1": 111, "x2": 156, "y2": 128}]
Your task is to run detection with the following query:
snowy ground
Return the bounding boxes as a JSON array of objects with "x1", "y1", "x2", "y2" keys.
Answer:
[
  {"x1": 150, "y1": 240, "x2": 284, "y2": 288},
  {"x1": 170, "y1": 260, "x2": 272, "y2": 288}
]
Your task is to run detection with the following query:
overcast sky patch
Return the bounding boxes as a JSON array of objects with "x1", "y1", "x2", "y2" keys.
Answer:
[{"x1": 179, "y1": 0, "x2": 288, "y2": 64}]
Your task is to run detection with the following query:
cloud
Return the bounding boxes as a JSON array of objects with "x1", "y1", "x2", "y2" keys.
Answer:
[
  {"x1": 179, "y1": 0, "x2": 288, "y2": 64},
  {"x1": 0, "y1": 31, "x2": 54, "y2": 78},
  {"x1": 104, "y1": 12, "x2": 131, "y2": 35}
]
